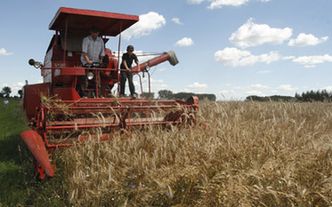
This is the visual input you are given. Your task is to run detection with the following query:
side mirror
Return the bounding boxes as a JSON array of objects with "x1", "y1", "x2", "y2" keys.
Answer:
[{"x1": 28, "y1": 59, "x2": 36, "y2": 66}]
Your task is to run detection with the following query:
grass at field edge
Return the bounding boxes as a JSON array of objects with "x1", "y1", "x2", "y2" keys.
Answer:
[{"x1": 0, "y1": 98, "x2": 67, "y2": 206}]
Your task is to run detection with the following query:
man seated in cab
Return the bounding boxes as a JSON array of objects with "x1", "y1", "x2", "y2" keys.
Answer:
[{"x1": 78, "y1": 27, "x2": 105, "y2": 97}]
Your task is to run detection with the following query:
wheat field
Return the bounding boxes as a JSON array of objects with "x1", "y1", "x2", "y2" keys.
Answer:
[{"x1": 59, "y1": 101, "x2": 332, "y2": 206}]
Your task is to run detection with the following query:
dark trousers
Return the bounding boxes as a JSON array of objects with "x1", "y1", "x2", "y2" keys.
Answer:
[
  {"x1": 77, "y1": 76, "x2": 88, "y2": 97},
  {"x1": 120, "y1": 71, "x2": 135, "y2": 96}
]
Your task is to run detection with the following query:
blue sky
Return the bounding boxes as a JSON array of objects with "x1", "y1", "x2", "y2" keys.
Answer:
[{"x1": 1, "y1": 0, "x2": 332, "y2": 100}]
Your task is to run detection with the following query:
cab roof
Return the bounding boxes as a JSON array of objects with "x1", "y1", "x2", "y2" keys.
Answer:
[{"x1": 49, "y1": 7, "x2": 139, "y2": 36}]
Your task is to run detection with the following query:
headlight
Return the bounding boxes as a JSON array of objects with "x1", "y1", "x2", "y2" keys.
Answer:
[{"x1": 87, "y1": 71, "x2": 94, "y2": 80}]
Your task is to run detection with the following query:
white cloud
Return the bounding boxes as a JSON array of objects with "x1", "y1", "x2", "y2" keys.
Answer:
[
  {"x1": 0, "y1": 48, "x2": 13, "y2": 56},
  {"x1": 220, "y1": 89, "x2": 234, "y2": 94},
  {"x1": 217, "y1": 83, "x2": 302, "y2": 100},
  {"x1": 12, "y1": 82, "x2": 25, "y2": 94},
  {"x1": 245, "y1": 83, "x2": 296, "y2": 96},
  {"x1": 229, "y1": 18, "x2": 292, "y2": 48},
  {"x1": 277, "y1": 84, "x2": 297, "y2": 92},
  {"x1": 245, "y1": 84, "x2": 270, "y2": 95},
  {"x1": 214, "y1": 47, "x2": 280, "y2": 67},
  {"x1": 133, "y1": 50, "x2": 154, "y2": 63},
  {"x1": 246, "y1": 90, "x2": 265, "y2": 95},
  {"x1": 187, "y1": 0, "x2": 205, "y2": 4},
  {"x1": 283, "y1": 56, "x2": 295, "y2": 60},
  {"x1": 189, "y1": 0, "x2": 270, "y2": 9},
  {"x1": 133, "y1": 78, "x2": 168, "y2": 95},
  {"x1": 115, "y1": 50, "x2": 160, "y2": 63},
  {"x1": 175, "y1": 37, "x2": 194, "y2": 47},
  {"x1": 1, "y1": 81, "x2": 24, "y2": 96},
  {"x1": 186, "y1": 82, "x2": 208, "y2": 93},
  {"x1": 188, "y1": 82, "x2": 208, "y2": 89},
  {"x1": 208, "y1": 0, "x2": 249, "y2": 9},
  {"x1": 219, "y1": 89, "x2": 238, "y2": 100},
  {"x1": 288, "y1": 33, "x2": 328, "y2": 47},
  {"x1": 172, "y1": 17, "x2": 183, "y2": 25},
  {"x1": 257, "y1": 70, "x2": 271, "y2": 74},
  {"x1": 122, "y1": 12, "x2": 166, "y2": 40},
  {"x1": 322, "y1": 86, "x2": 332, "y2": 91},
  {"x1": 287, "y1": 54, "x2": 332, "y2": 68},
  {"x1": 250, "y1": 84, "x2": 270, "y2": 90}
]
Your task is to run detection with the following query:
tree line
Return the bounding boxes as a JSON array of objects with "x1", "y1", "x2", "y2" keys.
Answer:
[
  {"x1": 3, "y1": 85, "x2": 331, "y2": 102},
  {"x1": 158, "y1": 90, "x2": 216, "y2": 101},
  {"x1": 0, "y1": 86, "x2": 22, "y2": 98},
  {"x1": 1, "y1": 86, "x2": 217, "y2": 101},
  {"x1": 246, "y1": 89, "x2": 332, "y2": 102},
  {"x1": 295, "y1": 90, "x2": 332, "y2": 102}
]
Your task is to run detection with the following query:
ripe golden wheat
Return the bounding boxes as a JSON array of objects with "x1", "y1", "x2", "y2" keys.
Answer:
[{"x1": 59, "y1": 101, "x2": 332, "y2": 206}]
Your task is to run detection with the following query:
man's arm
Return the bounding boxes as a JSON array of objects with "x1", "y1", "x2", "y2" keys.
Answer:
[
  {"x1": 82, "y1": 52, "x2": 93, "y2": 64},
  {"x1": 82, "y1": 38, "x2": 93, "y2": 64},
  {"x1": 121, "y1": 54, "x2": 130, "y2": 72},
  {"x1": 123, "y1": 61, "x2": 130, "y2": 72},
  {"x1": 99, "y1": 38, "x2": 105, "y2": 63},
  {"x1": 134, "y1": 54, "x2": 139, "y2": 71}
]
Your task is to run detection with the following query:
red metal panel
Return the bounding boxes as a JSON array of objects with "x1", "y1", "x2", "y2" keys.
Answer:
[
  {"x1": 131, "y1": 53, "x2": 170, "y2": 74},
  {"x1": 131, "y1": 51, "x2": 178, "y2": 74},
  {"x1": 49, "y1": 7, "x2": 139, "y2": 36},
  {"x1": 23, "y1": 83, "x2": 50, "y2": 121},
  {"x1": 59, "y1": 67, "x2": 85, "y2": 76},
  {"x1": 53, "y1": 87, "x2": 81, "y2": 100},
  {"x1": 20, "y1": 130, "x2": 55, "y2": 177}
]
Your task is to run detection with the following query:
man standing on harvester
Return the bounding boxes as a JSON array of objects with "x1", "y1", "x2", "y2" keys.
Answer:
[{"x1": 120, "y1": 45, "x2": 139, "y2": 97}]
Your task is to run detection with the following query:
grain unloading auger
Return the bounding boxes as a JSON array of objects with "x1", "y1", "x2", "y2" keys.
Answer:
[{"x1": 20, "y1": 7, "x2": 199, "y2": 179}]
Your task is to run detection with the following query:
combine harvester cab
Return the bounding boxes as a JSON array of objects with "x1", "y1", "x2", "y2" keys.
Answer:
[{"x1": 21, "y1": 7, "x2": 199, "y2": 179}]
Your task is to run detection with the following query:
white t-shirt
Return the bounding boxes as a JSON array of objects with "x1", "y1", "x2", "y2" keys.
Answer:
[{"x1": 80, "y1": 35, "x2": 105, "y2": 65}]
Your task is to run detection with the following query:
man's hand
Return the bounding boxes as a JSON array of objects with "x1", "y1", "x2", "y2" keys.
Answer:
[{"x1": 83, "y1": 52, "x2": 93, "y2": 65}]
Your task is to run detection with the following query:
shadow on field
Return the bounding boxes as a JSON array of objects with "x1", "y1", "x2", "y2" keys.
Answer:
[
  {"x1": 0, "y1": 133, "x2": 33, "y2": 205},
  {"x1": 0, "y1": 134, "x2": 24, "y2": 163},
  {"x1": 0, "y1": 99, "x2": 68, "y2": 206},
  {"x1": 0, "y1": 134, "x2": 66, "y2": 206}
]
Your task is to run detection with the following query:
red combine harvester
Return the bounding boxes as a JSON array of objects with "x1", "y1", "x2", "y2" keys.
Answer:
[{"x1": 20, "y1": 7, "x2": 199, "y2": 179}]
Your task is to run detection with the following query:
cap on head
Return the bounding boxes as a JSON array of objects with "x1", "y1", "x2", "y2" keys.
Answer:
[{"x1": 127, "y1": 45, "x2": 134, "y2": 52}]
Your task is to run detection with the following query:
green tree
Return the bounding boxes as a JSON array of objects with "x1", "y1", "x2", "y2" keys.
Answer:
[
  {"x1": 141, "y1": 92, "x2": 154, "y2": 99},
  {"x1": 1, "y1": 86, "x2": 11, "y2": 98},
  {"x1": 158, "y1": 90, "x2": 173, "y2": 99},
  {"x1": 173, "y1": 92, "x2": 195, "y2": 100},
  {"x1": 18, "y1": 89, "x2": 23, "y2": 99},
  {"x1": 296, "y1": 90, "x2": 332, "y2": 102},
  {"x1": 196, "y1": 94, "x2": 217, "y2": 101}
]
